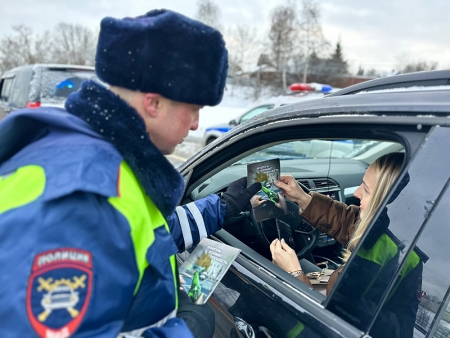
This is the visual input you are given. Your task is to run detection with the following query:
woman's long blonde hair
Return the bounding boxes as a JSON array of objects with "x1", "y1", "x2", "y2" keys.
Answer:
[{"x1": 343, "y1": 152, "x2": 405, "y2": 260}]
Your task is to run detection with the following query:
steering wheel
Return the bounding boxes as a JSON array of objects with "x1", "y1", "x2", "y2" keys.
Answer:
[{"x1": 250, "y1": 182, "x2": 320, "y2": 260}]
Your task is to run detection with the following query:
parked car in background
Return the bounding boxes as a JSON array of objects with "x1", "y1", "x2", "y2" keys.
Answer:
[
  {"x1": 0, "y1": 64, "x2": 98, "y2": 119},
  {"x1": 202, "y1": 83, "x2": 337, "y2": 146},
  {"x1": 177, "y1": 70, "x2": 450, "y2": 338}
]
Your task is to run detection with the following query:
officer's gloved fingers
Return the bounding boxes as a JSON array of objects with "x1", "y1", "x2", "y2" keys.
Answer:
[
  {"x1": 177, "y1": 302, "x2": 215, "y2": 338},
  {"x1": 222, "y1": 178, "x2": 261, "y2": 218}
]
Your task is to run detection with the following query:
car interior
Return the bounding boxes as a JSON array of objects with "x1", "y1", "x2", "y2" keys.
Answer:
[{"x1": 184, "y1": 134, "x2": 405, "y2": 299}]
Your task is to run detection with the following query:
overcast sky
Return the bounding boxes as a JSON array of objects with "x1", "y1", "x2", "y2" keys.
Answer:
[{"x1": 1, "y1": 0, "x2": 449, "y2": 74}]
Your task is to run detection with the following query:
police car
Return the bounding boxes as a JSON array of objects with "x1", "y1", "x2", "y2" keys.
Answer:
[{"x1": 202, "y1": 83, "x2": 335, "y2": 146}]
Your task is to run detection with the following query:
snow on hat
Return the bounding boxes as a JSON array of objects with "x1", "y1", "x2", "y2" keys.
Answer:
[{"x1": 96, "y1": 9, "x2": 228, "y2": 106}]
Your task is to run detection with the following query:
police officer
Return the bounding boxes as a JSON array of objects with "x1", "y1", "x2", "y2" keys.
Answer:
[{"x1": 0, "y1": 9, "x2": 260, "y2": 338}]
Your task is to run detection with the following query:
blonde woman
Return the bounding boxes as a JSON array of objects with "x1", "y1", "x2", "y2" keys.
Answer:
[
  {"x1": 270, "y1": 152, "x2": 405, "y2": 292},
  {"x1": 270, "y1": 152, "x2": 424, "y2": 338}
]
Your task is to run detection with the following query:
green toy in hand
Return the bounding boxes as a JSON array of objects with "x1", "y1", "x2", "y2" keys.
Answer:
[
  {"x1": 188, "y1": 271, "x2": 202, "y2": 302},
  {"x1": 261, "y1": 182, "x2": 279, "y2": 203}
]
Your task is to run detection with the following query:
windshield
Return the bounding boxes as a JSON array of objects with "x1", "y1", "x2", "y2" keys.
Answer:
[
  {"x1": 234, "y1": 140, "x2": 391, "y2": 164},
  {"x1": 29, "y1": 68, "x2": 99, "y2": 104}
]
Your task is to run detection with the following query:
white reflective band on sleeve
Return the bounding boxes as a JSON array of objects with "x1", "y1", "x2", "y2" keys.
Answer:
[
  {"x1": 186, "y1": 202, "x2": 208, "y2": 240},
  {"x1": 175, "y1": 206, "x2": 193, "y2": 249}
]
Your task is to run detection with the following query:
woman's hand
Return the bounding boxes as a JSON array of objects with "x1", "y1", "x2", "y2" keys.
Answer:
[
  {"x1": 270, "y1": 238, "x2": 301, "y2": 273},
  {"x1": 274, "y1": 175, "x2": 311, "y2": 210},
  {"x1": 250, "y1": 195, "x2": 265, "y2": 208}
]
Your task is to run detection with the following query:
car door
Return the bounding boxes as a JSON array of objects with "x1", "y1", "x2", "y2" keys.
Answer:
[
  {"x1": 325, "y1": 126, "x2": 450, "y2": 337},
  {"x1": 178, "y1": 114, "x2": 448, "y2": 337}
]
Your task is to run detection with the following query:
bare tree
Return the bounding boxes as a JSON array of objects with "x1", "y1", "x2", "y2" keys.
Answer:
[
  {"x1": 401, "y1": 61, "x2": 438, "y2": 74},
  {"x1": 51, "y1": 23, "x2": 97, "y2": 65},
  {"x1": 298, "y1": 0, "x2": 328, "y2": 82},
  {"x1": 268, "y1": 3, "x2": 297, "y2": 93},
  {"x1": 365, "y1": 68, "x2": 380, "y2": 77},
  {"x1": 0, "y1": 25, "x2": 53, "y2": 73},
  {"x1": 395, "y1": 53, "x2": 438, "y2": 74},
  {"x1": 196, "y1": 0, "x2": 222, "y2": 31},
  {"x1": 226, "y1": 24, "x2": 258, "y2": 76}
]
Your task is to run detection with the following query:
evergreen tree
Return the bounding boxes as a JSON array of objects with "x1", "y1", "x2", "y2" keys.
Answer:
[{"x1": 327, "y1": 40, "x2": 348, "y2": 76}]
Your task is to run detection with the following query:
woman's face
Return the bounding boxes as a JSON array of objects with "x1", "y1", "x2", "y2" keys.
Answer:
[{"x1": 354, "y1": 164, "x2": 377, "y2": 219}]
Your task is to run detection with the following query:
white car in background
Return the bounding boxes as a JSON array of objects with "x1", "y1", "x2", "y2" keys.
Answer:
[{"x1": 202, "y1": 83, "x2": 337, "y2": 146}]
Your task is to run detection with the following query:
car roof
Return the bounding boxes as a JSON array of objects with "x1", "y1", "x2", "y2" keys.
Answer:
[
  {"x1": 249, "y1": 70, "x2": 450, "y2": 123},
  {"x1": 327, "y1": 69, "x2": 450, "y2": 96},
  {"x1": 2, "y1": 64, "x2": 95, "y2": 77},
  {"x1": 255, "y1": 88, "x2": 450, "y2": 122},
  {"x1": 251, "y1": 91, "x2": 326, "y2": 109}
]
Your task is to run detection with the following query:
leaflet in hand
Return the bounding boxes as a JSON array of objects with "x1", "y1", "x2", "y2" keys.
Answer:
[
  {"x1": 247, "y1": 158, "x2": 288, "y2": 222},
  {"x1": 179, "y1": 238, "x2": 240, "y2": 304}
]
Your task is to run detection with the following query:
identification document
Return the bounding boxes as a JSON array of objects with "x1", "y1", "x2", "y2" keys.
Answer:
[
  {"x1": 247, "y1": 158, "x2": 288, "y2": 222},
  {"x1": 178, "y1": 238, "x2": 241, "y2": 304}
]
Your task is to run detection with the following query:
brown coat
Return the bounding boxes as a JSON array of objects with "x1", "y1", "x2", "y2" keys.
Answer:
[{"x1": 297, "y1": 192, "x2": 359, "y2": 294}]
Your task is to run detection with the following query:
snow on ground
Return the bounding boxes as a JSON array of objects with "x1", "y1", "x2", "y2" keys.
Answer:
[
  {"x1": 188, "y1": 85, "x2": 258, "y2": 139},
  {"x1": 168, "y1": 85, "x2": 289, "y2": 166}
]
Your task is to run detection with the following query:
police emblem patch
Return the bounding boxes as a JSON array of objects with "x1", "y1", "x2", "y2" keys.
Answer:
[{"x1": 26, "y1": 248, "x2": 93, "y2": 338}]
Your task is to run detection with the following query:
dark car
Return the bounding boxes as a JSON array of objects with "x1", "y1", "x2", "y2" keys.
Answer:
[
  {"x1": 0, "y1": 64, "x2": 98, "y2": 119},
  {"x1": 177, "y1": 70, "x2": 450, "y2": 338}
]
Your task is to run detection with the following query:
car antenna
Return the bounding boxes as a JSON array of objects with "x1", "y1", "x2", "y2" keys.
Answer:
[{"x1": 326, "y1": 141, "x2": 334, "y2": 193}]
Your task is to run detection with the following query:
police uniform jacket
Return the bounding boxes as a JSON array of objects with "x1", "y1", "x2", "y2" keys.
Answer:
[{"x1": 0, "y1": 81, "x2": 226, "y2": 338}]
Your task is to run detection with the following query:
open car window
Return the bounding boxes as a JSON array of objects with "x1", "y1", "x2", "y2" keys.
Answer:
[{"x1": 188, "y1": 137, "x2": 405, "y2": 302}]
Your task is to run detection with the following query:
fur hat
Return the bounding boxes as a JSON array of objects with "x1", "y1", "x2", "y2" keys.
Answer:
[{"x1": 96, "y1": 9, "x2": 228, "y2": 106}]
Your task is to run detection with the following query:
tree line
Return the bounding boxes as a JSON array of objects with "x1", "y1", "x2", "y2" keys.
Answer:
[
  {"x1": 0, "y1": 24, "x2": 96, "y2": 73},
  {"x1": 0, "y1": 0, "x2": 439, "y2": 96}
]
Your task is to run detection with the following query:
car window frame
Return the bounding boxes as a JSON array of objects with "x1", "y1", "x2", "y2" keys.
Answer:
[
  {"x1": 180, "y1": 117, "x2": 440, "y2": 336},
  {"x1": 415, "y1": 179, "x2": 450, "y2": 338},
  {"x1": 0, "y1": 75, "x2": 15, "y2": 102},
  {"x1": 324, "y1": 126, "x2": 450, "y2": 335}
]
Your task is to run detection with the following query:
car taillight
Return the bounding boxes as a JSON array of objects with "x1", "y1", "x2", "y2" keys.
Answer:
[{"x1": 25, "y1": 102, "x2": 41, "y2": 108}]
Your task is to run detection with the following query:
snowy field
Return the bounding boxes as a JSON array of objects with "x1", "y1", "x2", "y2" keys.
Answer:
[{"x1": 167, "y1": 85, "x2": 266, "y2": 166}]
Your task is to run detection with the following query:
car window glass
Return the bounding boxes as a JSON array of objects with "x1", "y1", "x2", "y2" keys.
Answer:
[
  {"x1": 1, "y1": 77, "x2": 14, "y2": 101},
  {"x1": 326, "y1": 126, "x2": 450, "y2": 336},
  {"x1": 31, "y1": 69, "x2": 98, "y2": 104},
  {"x1": 240, "y1": 105, "x2": 274, "y2": 124},
  {"x1": 411, "y1": 183, "x2": 450, "y2": 338},
  {"x1": 233, "y1": 140, "x2": 397, "y2": 163}
]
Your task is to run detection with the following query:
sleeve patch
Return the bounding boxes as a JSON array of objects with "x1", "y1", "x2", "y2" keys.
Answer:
[{"x1": 26, "y1": 248, "x2": 93, "y2": 338}]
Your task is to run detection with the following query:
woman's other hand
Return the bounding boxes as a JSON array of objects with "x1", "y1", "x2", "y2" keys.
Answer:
[
  {"x1": 270, "y1": 238, "x2": 301, "y2": 273},
  {"x1": 250, "y1": 195, "x2": 265, "y2": 208}
]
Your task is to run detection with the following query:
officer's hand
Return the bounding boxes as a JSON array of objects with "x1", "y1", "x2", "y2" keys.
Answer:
[
  {"x1": 177, "y1": 288, "x2": 215, "y2": 338},
  {"x1": 221, "y1": 177, "x2": 261, "y2": 219}
]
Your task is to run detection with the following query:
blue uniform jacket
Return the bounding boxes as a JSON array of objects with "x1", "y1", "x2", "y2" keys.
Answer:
[{"x1": 0, "y1": 84, "x2": 226, "y2": 338}]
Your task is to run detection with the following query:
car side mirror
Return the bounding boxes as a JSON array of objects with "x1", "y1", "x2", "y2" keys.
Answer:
[{"x1": 229, "y1": 119, "x2": 238, "y2": 127}]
